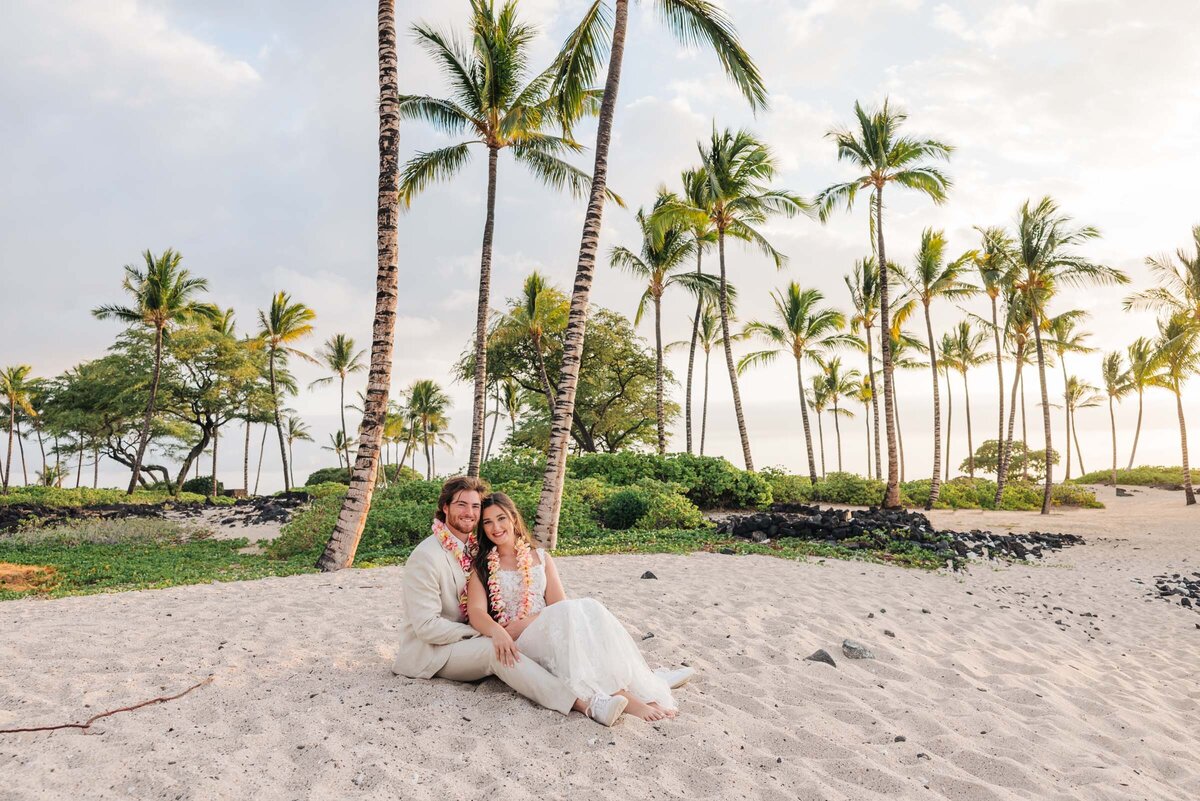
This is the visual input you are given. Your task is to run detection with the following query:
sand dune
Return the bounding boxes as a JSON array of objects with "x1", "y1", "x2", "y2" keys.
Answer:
[{"x1": 1, "y1": 486, "x2": 1197, "y2": 800}]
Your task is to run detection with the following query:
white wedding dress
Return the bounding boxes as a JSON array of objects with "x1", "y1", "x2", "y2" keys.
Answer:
[{"x1": 497, "y1": 549, "x2": 676, "y2": 710}]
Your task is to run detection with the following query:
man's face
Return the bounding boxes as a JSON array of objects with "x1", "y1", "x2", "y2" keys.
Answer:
[{"x1": 443, "y1": 490, "x2": 482, "y2": 538}]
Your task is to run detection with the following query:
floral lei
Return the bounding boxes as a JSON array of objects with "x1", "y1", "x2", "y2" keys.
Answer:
[
  {"x1": 487, "y1": 537, "x2": 534, "y2": 625},
  {"x1": 433, "y1": 518, "x2": 476, "y2": 620}
]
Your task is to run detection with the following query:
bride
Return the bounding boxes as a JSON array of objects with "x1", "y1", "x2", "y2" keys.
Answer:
[{"x1": 465, "y1": 492, "x2": 689, "y2": 723}]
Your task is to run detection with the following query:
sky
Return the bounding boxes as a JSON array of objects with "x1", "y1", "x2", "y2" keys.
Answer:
[{"x1": 2, "y1": 0, "x2": 1199, "y2": 492}]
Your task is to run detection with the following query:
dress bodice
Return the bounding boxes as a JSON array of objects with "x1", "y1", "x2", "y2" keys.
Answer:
[{"x1": 496, "y1": 548, "x2": 548, "y2": 618}]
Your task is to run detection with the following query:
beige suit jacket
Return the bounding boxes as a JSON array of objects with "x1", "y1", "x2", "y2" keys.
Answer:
[{"x1": 392, "y1": 534, "x2": 480, "y2": 678}]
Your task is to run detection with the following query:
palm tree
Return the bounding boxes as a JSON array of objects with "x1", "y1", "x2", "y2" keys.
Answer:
[
  {"x1": 808, "y1": 376, "x2": 829, "y2": 477},
  {"x1": 1064, "y1": 376, "x2": 1102, "y2": 475},
  {"x1": 498, "y1": 376, "x2": 524, "y2": 448},
  {"x1": 939, "y1": 333, "x2": 959, "y2": 483},
  {"x1": 820, "y1": 357, "x2": 860, "y2": 473},
  {"x1": 325, "y1": 430, "x2": 349, "y2": 469},
  {"x1": 398, "y1": 1, "x2": 613, "y2": 478},
  {"x1": 995, "y1": 288, "x2": 1035, "y2": 496},
  {"x1": 903, "y1": 228, "x2": 976, "y2": 506},
  {"x1": 885, "y1": 330, "x2": 927, "y2": 484},
  {"x1": 534, "y1": 0, "x2": 768, "y2": 547},
  {"x1": 1124, "y1": 337, "x2": 1158, "y2": 469},
  {"x1": 1, "y1": 366, "x2": 35, "y2": 495},
  {"x1": 1100, "y1": 352, "x2": 1131, "y2": 488},
  {"x1": 92, "y1": 249, "x2": 218, "y2": 493},
  {"x1": 308, "y1": 334, "x2": 367, "y2": 470},
  {"x1": 492, "y1": 271, "x2": 569, "y2": 406},
  {"x1": 1046, "y1": 312, "x2": 1093, "y2": 480},
  {"x1": 285, "y1": 417, "x2": 313, "y2": 481},
  {"x1": 945, "y1": 321, "x2": 989, "y2": 478},
  {"x1": 408, "y1": 379, "x2": 452, "y2": 480},
  {"x1": 816, "y1": 99, "x2": 954, "y2": 507},
  {"x1": 740, "y1": 284, "x2": 851, "y2": 484},
  {"x1": 973, "y1": 226, "x2": 1015, "y2": 485},
  {"x1": 1150, "y1": 313, "x2": 1199, "y2": 505},
  {"x1": 854, "y1": 376, "x2": 873, "y2": 475},
  {"x1": 1125, "y1": 224, "x2": 1200, "y2": 327},
  {"x1": 1004, "y1": 197, "x2": 1128, "y2": 513},
  {"x1": 610, "y1": 191, "x2": 715, "y2": 453},
  {"x1": 845, "y1": 257, "x2": 883, "y2": 479},
  {"x1": 677, "y1": 168, "x2": 719, "y2": 455},
  {"x1": 257, "y1": 292, "x2": 317, "y2": 492}
]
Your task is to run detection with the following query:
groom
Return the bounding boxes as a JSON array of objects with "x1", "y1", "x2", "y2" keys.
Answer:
[{"x1": 392, "y1": 476, "x2": 627, "y2": 726}]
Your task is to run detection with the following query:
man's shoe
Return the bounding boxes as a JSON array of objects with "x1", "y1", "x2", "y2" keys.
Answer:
[
  {"x1": 654, "y1": 666, "x2": 695, "y2": 689},
  {"x1": 585, "y1": 693, "x2": 628, "y2": 727}
]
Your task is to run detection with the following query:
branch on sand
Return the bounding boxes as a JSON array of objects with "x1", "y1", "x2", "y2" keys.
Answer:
[{"x1": 0, "y1": 676, "x2": 214, "y2": 735}]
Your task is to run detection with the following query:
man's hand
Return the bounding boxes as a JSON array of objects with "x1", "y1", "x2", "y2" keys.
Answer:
[{"x1": 492, "y1": 628, "x2": 520, "y2": 668}]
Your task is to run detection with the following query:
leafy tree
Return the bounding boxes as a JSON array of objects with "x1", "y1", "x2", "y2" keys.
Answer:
[
  {"x1": 1064, "y1": 376, "x2": 1102, "y2": 475},
  {"x1": 490, "y1": 272, "x2": 569, "y2": 406},
  {"x1": 962, "y1": 439, "x2": 1058, "y2": 482},
  {"x1": 1046, "y1": 311, "x2": 1093, "y2": 480},
  {"x1": 972, "y1": 225, "x2": 1015, "y2": 486}
]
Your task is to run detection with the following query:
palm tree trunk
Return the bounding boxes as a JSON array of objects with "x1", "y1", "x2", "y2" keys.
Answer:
[
  {"x1": 995, "y1": 355, "x2": 1024, "y2": 506},
  {"x1": 76, "y1": 437, "x2": 84, "y2": 489},
  {"x1": 1108, "y1": 395, "x2": 1118, "y2": 488},
  {"x1": 468, "y1": 146, "x2": 500, "y2": 477},
  {"x1": 211, "y1": 424, "x2": 219, "y2": 500},
  {"x1": 922, "y1": 302, "x2": 942, "y2": 508},
  {"x1": 533, "y1": 0, "x2": 628, "y2": 549},
  {"x1": 875, "y1": 186, "x2": 901, "y2": 507},
  {"x1": 816, "y1": 409, "x2": 826, "y2": 478},
  {"x1": 317, "y1": 0, "x2": 402, "y2": 570},
  {"x1": 268, "y1": 353, "x2": 290, "y2": 491},
  {"x1": 35, "y1": 426, "x2": 47, "y2": 477},
  {"x1": 1174, "y1": 387, "x2": 1195, "y2": 505},
  {"x1": 243, "y1": 412, "x2": 251, "y2": 493},
  {"x1": 893, "y1": 393, "x2": 906, "y2": 484},
  {"x1": 1061, "y1": 358, "x2": 1071, "y2": 480},
  {"x1": 339, "y1": 376, "x2": 351, "y2": 470},
  {"x1": 795, "y1": 355, "x2": 816, "y2": 484},
  {"x1": 254, "y1": 424, "x2": 268, "y2": 495},
  {"x1": 485, "y1": 383, "x2": 501, "y2": 462},
  {"x1": 700, "y1": 347, "x2": 711, "y2": 456},
  {"x1": 944, "y1": 368, "x2": 953, "y2": 483},
  {"x1": 833, "y1": 401, "x2": 843, "y2": 472},
  {"x1": 289, "y1": 438, "x2": 296, "y2": 484},
  {"x1": 533, "y1": 334, "x2": 554, "y2": 407},
  {"x1": 93, "y1": 446, "x2": 100, "y2": 488},
  {"x1": 126, "y1": 325, "x2": 165, "y2": 494},
  {"x1": 685, "y1": 249, "x2": 702, "y2": 454},
  {"x1": 424, "y1": 421, "x2": 432, "y2": 480},
  {"x1": 963, "y1": 369, "x2": 975, "y2": 479},
  {"x1": 863, "y1": 405, "x2": 871, "y2": 474},
  {"x1": 865, "y1": 327, "x2": 882, "y2": 479},
  {"x1": 17, "y1": 421, "x2": 28, "y2": 486},
  {"x1": 1127, "y1": 389, "x2": 1144, "y2": 470},
  {"x1": 719, "y1": 231, "x2": 754, "y2": 470},
  {"x1": 654, "y1": 292, "x2": 666, "y2": 454},
  {"x1": 989, "y1": 295, "x2": 1004, "y2": 485},
  {"x1": 2, "y1": 404, "x2": 13, "y2": 494},
  {"x1": 1020, "y1": 371, "x2": 1029, "y2": 477},
  {"x1": 1072, "y1": 411, "x2": 1087, "y2": 476},
  {"x1": 1032, "y1": 313, "x2": 1054, "y2": 514}
]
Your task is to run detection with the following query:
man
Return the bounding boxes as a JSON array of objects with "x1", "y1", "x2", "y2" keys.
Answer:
[{"x1": 392, "y1": 476, "x2": 631, "y2": 725}]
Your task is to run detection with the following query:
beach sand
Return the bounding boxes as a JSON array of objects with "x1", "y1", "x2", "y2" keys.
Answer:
[{"x1": 1, "y1": 486, "x2": 1197, "y2": 800}]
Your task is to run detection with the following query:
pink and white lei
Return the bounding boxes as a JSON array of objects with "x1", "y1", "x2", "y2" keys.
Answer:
[
  {"x1": 433, "y1": 518, "x2": 476, "y2": 620},
  {"x1": 486, "y1": 538, "x2": 534, "y2": 625}
]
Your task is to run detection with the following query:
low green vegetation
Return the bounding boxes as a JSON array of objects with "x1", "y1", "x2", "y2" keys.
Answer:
[
  {"x1": 0, "y1": 486, "x2": 234, "y2": 508},
  {"x1": 1073, "y1": 466, "x2": 1189, "y2": 489}
]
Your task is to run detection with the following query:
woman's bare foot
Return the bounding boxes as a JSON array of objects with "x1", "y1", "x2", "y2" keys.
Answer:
[
  {"x1": 647, "y1": 701, "x2": 678, "y2": 718},
  {"x1": 615, "y1": 691, "x2": 671, "y2": 722}
]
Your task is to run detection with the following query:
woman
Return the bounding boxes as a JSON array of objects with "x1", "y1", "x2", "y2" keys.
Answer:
[{"x1": 466, "y1": 493, "x2": 681, "y2": 723}]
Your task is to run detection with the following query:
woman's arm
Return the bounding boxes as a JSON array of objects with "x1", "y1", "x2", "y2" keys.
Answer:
[
  {"x1": 467, "y1": 572, "x2": 520, "y2": 667},
  {"x1": 543, "y1": 552, "x2": 567, "y2": 606}
]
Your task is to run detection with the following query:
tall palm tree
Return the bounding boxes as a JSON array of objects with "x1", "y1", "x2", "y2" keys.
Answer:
[
  {"x1": 885, "y1": 329, "x2": 927, "y2": 484},
  {"x1": 1125, "y1": 224, "x2": 1200, "y2": 327},
  {"x1": 398, "y1": 0, "x2": 613, "y2": 478},
  {"x1": 677, "y1": 168, "x2": 719, "y2": 455},
  {"x1": 972, "y1": 226, "x2": 1015, "y2": 485},
  {"x1": 808, "y1": 376, "x2": 829, "y2": 477},
  {"x1": 1100, "y1": 352, "x2": 1130, "y2": 488},
  {"x1": 854, "y1": 376, "x2": 873, "y2": 475},
  {"x1": 903, "y1": 228, "x2": 976, "y2": 506},
  {"x1": 845, "y1": 256, "x2": 883, "y2": 478},
  {"x1": 285, "y1": 417, "x2": 313, "y2": 481},
  {"x1": 945, "y1": 320, "x2": 989, "y2": 478},
  {"x1": 498, "y1": 376, "x2": 524, "y2": 448},
  {"x1": 92, "y1": 249, "x2": 218, "y2": 494},
  {"x1": 534, "y1": 0, "x2": 768, "y2": 547},
  {"x1": 610, "y1": 191, "x2": 716, "y2": 453},
  {"x1": 816, "y1": 99, "x2": 954, "y2": 508},
  {"x1": 1064, "y1": 376, "x2": 1102, "y2": 475},
  {"x1": 1, "y1": 366, "x2": 35, "y2": 495},
  {"x1": 492, "y1": 271, "x2": 569, "y2": 406},
  {"x1": 938, "y1": 333, "x2": 959, "y2": 483},
  {"x1": 318, "y1": 0, "x2": 402, "y2": 570},
  {"x1": 308, "y1": 334, "x2": 367, "y2": 471},
  {"x1": 408, "y1": 379, "x2": 452, "y2": 480},
  {"x1": 325, "y1": 430, "x2": 349, "y2": 469},
  {"x1": 740, "y1": 284, "x2": 852, "y2": 484},
  {"x1": 1046, "y1": 312, "x2": 1093, "y2": 480},
  {"x1": 820, "y1": 357, "x2": 860, "y2": 473},
  {"x1": 995, "y1": 287, "x2": 1036, "y2": 497},
  {"x1": 1150, "y1": 313, "x2": 1199, "y2": 505},
  {"x1": 1004, "y1": 197, "x2": 1128, "y2": 513},
  {"x1": 257, "y1": 292, "x2": 317, "y2": 492},
  {"x1": 1124, "y1": 337, "x2": 1158, "y2": 469}
]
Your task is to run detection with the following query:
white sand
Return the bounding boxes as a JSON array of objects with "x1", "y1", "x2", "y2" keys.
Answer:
[{"x1": 1, "y1": 486, "x2": 1197, "y2": 800}]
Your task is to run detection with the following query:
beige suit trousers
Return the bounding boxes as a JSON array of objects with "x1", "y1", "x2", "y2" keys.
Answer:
[{"x1": 435, "y1": 637, "x2": 576, "y2": 716}]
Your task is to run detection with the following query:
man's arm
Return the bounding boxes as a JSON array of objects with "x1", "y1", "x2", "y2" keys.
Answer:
[{"x1": 403, "y1": 549, "x2": 479, "y2": 645}]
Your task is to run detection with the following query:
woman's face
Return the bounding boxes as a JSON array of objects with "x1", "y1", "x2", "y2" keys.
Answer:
[{"x1": 481, "y1": 504, "x2": 515, "y2": 547}]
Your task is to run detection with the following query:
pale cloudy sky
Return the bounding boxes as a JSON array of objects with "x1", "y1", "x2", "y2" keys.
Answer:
[{"x1": 3, "y1": 0, "x2": 1199, "y2": 491}]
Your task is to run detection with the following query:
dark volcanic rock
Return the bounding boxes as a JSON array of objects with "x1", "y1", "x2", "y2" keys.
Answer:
[
  {"x1": 640, "y1": 571, "x2": 658, "y2": 580},
  {"x1": 805, "y1": 649, "x2": 837, "y2": 667}
]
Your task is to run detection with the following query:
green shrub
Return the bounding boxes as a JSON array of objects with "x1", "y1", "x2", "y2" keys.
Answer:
[
  {"x1": 807, "y1": 472, "x2": 901, "y2": 506},
  {"x1": 303, "y1": 464, "x2": 422, "y2": 487},
  {"x1": 181, "y1": 476, "x2": 223, "y2": 496},
  {"x1": 493, "y1": 480, "x2": 600, "y2": 539},
  {"x1": 761, "y1": 468, "x2": 812, "y2": 504},
  {"x1": 568, "y1": 452, "x2": 771, "y2": 509},
  {"x1": 301, "y1": 482, "x2": 349, "y2": 500},
  {"x1": 601, "y1": 488, "x2": 650, "y2": 530},
  {"x1": 1073, "y1": 466, "x2": 1188, "y2": 488},
  {"x1": 1051, "y1": 483, "x2": 1103, "y2": 508},
  {"x1": 634, "y1": 483, "x2": 708, "y2": 530},
  {"x1": 265, "y1": 493, "x2": 342, "y2": 559},
  {"x1": 902, "y1": 477, "x2": 998, "y2": 510},
  {"x1": 0, "y1": 486, "x2": 222, "y2": 508},
  {"x1": 480, "y1": 448, "x2": 546, "y2": 485}
]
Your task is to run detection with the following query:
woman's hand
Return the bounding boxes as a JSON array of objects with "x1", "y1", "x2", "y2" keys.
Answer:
[{"x1": 492, "y1": 627, "x2": 520, "y2": 668}]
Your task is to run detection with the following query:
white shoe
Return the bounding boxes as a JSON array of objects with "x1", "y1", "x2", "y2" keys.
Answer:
[
  {"x1": 654, "y1": 666, "x2": 695, "y2": 689},
  {"x1": 585, "y1": 693, "x2": 628, "y2": 727}
]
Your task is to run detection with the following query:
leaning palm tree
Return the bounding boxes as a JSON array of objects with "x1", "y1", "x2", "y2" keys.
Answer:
[
  {"x1": 938, "y1": 333, "x2": 959, "y2": 483},
  {"x1": 492, "y1": 271, "x2": 570, "y2": 406},
  {"x1": 1124, "y1": 337, "x2": 1158, "y2": 469},
  {"x1": 308, "y1": 334, "x2": 367, "y2": 470},
  {"x1": 398, "y1": 0, "x2": 615, "y2": 478},
  {"x1": 257, "y1": 292, "x2": 317, "y2": 492},
  {"x1": 740, "y1": 284, "x2": 852, "y2": 484},
  {"x1": 534, "y1": 0, "x2": 769, "y2": 546},
  {"x1": 610, "y1": 191, "x2": 716, "y2": 453},
  {"x1": 820, "y1": 357, "x2": 860, "y2": 473},
  {"x1": 945, "y1": 320, "x2": 990, "y2": 478},
  {"x1": 845, "y1": 256, "x2": 883, "y2": 478},
  {"x1": 1046, "y1": 312, "x2": 1093, "y2": 480},
  {"x1": 92, "y1": 249, "x2": 218, "y2": 493},
  {"x1": 1003, "y1": 197, "x2": 1128, "y2": 513},
  {"x1": 816, "y1": 99, "x2": 954, "y2": 507},
  {"x1": 1124, "y1": 224, "x2": 1200, "y2": 327},
  {"x1": 1, "y1": 366, "x2": 35, "y2": 495},
  {"x1": 1064, "y1": 376, "x2": 1102, "y2": 475},
  {"x1": 885, "y1": 329, "x2": 927, "y2": 484},
  {"x1": 1100, "y1": 352, "x2": 1131, "y2": 488},
  {"x1": 902, "y1": 228, "x2": 976, "y2": 506},
  {"x1": 1150, "y1": 313, "x2": 1199, "y2": 505},
  {"x1": 317, "y1": 1, "x2": 403, "y2": 571},
  {"x1": 995, "y1": 287, "x2": 1036, "y2": 497}
]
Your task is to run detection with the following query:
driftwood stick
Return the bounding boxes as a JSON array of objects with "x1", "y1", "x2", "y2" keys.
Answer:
[{"x1": 0, "y1": 676, "x2": 214, "y2": 735}]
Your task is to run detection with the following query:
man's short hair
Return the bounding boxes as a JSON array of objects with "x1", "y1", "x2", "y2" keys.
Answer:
[{"x1": 436, "y1": 476, "x2": 489, "y2": 522}]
